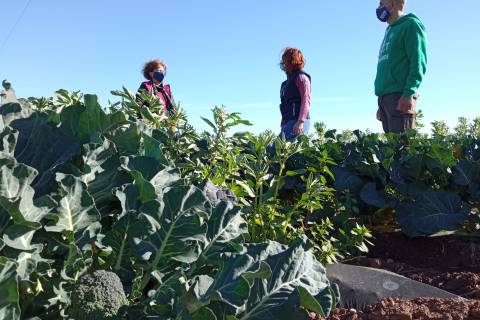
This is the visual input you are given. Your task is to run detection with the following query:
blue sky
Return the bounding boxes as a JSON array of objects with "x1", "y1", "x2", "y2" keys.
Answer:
[{"x1": 1, "y1": 1, "x2": 479, "y2": 134}]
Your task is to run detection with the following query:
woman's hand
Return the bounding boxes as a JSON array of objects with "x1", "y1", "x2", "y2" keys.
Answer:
[{"x1": 293, "y1": 121, "x2": 304, "y2": 136}]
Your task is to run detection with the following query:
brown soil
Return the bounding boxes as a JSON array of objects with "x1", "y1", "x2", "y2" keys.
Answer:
[
  {"x1": 313, "y1": 232, "x2": 480, "y2": 319},
  {"x1": 347, "y1": 232, "x2": 480, "y2": 299},
  {"x1": 313, "y1": 298, "x2": 480, "y2": 320},
  {"x1": 366, "y1": 232, "x2": 480, "y2": 270}
]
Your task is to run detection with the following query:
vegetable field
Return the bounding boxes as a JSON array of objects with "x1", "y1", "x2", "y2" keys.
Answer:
[{"x1": 1, "y1": 89, "x2": 480, "y2": 319}]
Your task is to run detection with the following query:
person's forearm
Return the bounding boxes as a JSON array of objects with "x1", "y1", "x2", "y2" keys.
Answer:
[{"x1": 295, "y1": 75, "x2": 311, "y2": 122}]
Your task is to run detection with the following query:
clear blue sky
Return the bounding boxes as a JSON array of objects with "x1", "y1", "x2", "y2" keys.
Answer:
[{"x1": 1, "y1": 1, "x2": 479, "y2": 134}]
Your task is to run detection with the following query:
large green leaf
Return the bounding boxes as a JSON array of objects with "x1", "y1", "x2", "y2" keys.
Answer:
[
  {"x1": 80, "y1": 139, "x2": 118, "y2": 184},
  {"x1": 44, "y1": 174, "x2": 101, "y2": 243},
  {"x1": 80, "y1": 95, "x2": 111, "y2": 140},
  {"x1": 104, "y1": 168, "x2": 187, "y2": 275},
  {"x1": 243, "y1": 241, "x2": 290, "y2": 263},
  {"x1": 402, "y1": 155, "x2": 426, "y2": 181},
  {"x1": 121, "y1": 155, "x2": 167, "y2": 181},
  {"x1": 390, "y1": 162, "x2": 427, "y2": 195},
  {"x1": 103, "y1": 211, "x2": 136, "y2": 275},
  {"x1": 202, "y1": 202, "x2": 248, "y2": 260},
  {"x1": 0, "y1": 128, "x2": 17, "y2": 156},
  {"x1": 86, "y1": 156, "x2": 131, "y2": 217},
  {"x1": 9, "y1": 113, "x2": 80, "y2": 196},
  {"x1": 0, "y1": 102, "x2": 33, "y2": 130},
  {"x1": 116, "y1": 165, "x2": 182, "y2": 214},
  {"x1": 191, "y1": 307, "x2": 217, "y2": 320},
  {"x1": 453, "y1": 160, "x2": 480, "y2": 187},
  {"x1": 106, "y1": 124, "x2": 140, "y2": 155},
  {"x1": 142, "y1": 133, "x2": 169, "y2": 166},
  {"x1": 59, "y1": 95, "x2": 111, "y2": 144},
  {"x1": 397, "y1": 191, "x2": 470, "y2": 237},
  {"x1": 130, "y1": 185, "x2": 208, "y2": 269},
  {"x1": 0, "y1": 257, "x2": 20, "y2": 320},
  {"x1": 425, "y1": 142, "x2": 456, "y2": 170},
  {"x1": 199, "y1": 255, "x2": 273, "y2": 312},
  {"x1": 332, "y1": 167, "x2": 363, "y2": 193},
  {"x1": 360, "y1": 182, "x2": 388, "y2": 208},
  {"x1": 79, "y1": 138, "x2": 132, "y2": 217},
  {"x1": 150, "y1": 167, "x2": 183, "y2": 193},
  {"x1": 206, "y1": 302, "x2": 238, "y2": 320},
  {"x1": 0, "y1": 161, "x2": 49, "y2": 250},
  {"x1": 0, "y1": 162, "x2": 42, "y2": 226},
  {"x1": 15, "y1": 250, "x2": 51, "y2": 281},
  {"x1": 115, "y1": 183, "x2": 143, "y2": 214},
  {"x1": 120, "y1": 156, "x2": 166, "y2": 203},
  {"x1": 150, "y1": 269, "x2": 188, "y2": 313},
  {"x1": 238, "y1": 239, "x2": 334, "y2": 320}
]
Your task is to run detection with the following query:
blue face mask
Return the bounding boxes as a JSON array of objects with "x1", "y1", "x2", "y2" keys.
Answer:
[
  {"x1": 153, "y1": 71, "x2": 165, "y2": 83},
  {"x1": 376, "y1": 5, "x2": 391, "y2": 22}
]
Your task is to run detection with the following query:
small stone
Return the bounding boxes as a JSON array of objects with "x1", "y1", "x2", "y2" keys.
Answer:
[
  {"x1": 470, "y1": 308, "x2": 480, "y2": 319},
  {"x1": 390, "y1": 314, "x2": 413, "y2": 320},
  {"x1": 369, "y1": 258, "x2": 382, "y2": 268}
]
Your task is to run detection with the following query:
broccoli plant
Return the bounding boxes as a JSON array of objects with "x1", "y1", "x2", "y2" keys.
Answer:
[{"x1": 69, "y1": 270, "x2": 127, "y2": 320}]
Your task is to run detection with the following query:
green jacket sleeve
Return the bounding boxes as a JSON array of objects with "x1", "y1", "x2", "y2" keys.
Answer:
[{"x1": 403, "y1": 21, "x2": 428, "y2": 97}]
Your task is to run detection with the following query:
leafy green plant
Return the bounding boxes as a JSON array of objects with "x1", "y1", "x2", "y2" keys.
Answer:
[
  {"x1": 6, "y1": 86, "x2": 478, "y2": 319},
  {"x1": 431, "y1": 120, "x2": 450, "y2": 138},
  {"x1": 0, "y1": 91, "x2": 339, "y2": 319},
  {"x1": 455, "y1": 116, "x2": 469, "y2": 139}
]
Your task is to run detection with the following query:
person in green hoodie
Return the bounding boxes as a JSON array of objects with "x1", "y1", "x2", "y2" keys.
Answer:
[{"x1": 375, "y1": 0, "x2": 427, "y2": 133}]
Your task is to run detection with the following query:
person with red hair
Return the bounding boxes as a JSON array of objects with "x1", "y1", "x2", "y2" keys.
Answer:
[
  {"x1": 279, "y1": 48, "x2": 311, "y2": 140},
  {"x1": 136, "y1": 59, "x2": 176, "y2": 115}
]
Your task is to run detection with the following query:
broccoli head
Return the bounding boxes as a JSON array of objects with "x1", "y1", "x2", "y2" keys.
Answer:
[{"x1": 69, "y1": 270, "x2": 128, "y2": 320}]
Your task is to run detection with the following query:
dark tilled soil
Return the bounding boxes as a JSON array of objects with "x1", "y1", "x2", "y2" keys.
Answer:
[
  {"x1": 346, "y1": 232, "x2": 480, "y2": 299},
  {"x1": 313, "y1": 298, "x2": 480, "y2": 320},
  {"x1": 366, "y1": 232, "x2": 480, "y2": 270},
  {"x1": 312, "y1": 233, "x2": 480, "y2": 319}
]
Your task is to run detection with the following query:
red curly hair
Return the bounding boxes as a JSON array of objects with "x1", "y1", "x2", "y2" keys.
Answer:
[
  {"x1": 280, "y1": 48, "x2": 305, "y2": 74},
  {"x1": 142, "y1": 59, "x2": 167, "y2": 80}
]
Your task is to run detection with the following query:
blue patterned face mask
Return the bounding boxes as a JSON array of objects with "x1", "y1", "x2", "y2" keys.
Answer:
[
  {"x1": 153, "y1": 71, "x2": 165, "y2": 83},
  {"x1": 376, "y1": 5, "x2": 391, "y2": 22}
]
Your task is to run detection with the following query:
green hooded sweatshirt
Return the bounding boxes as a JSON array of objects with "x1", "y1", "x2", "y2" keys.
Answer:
[{"x1": 374, "y1": 13, "x2": 427, "y2": 97}]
